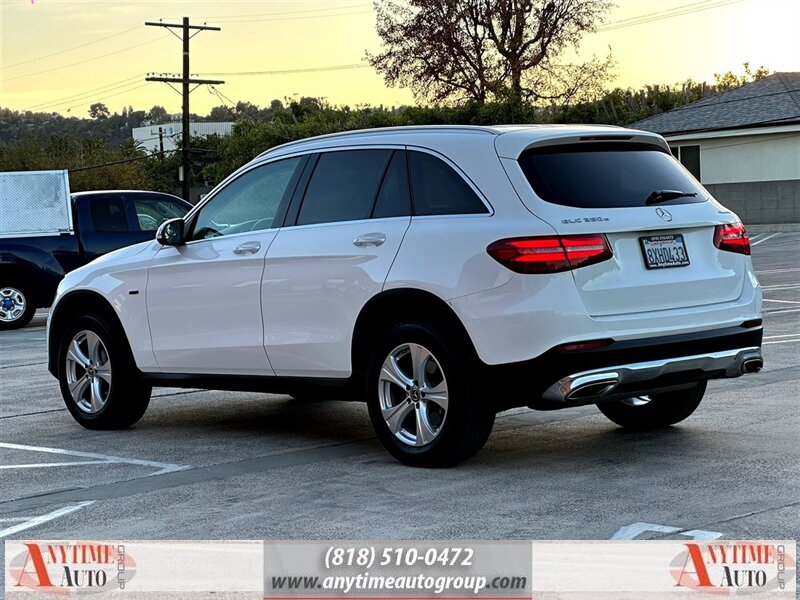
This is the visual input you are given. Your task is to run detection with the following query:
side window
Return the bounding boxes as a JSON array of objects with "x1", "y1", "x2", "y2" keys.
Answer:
[
  {"x1": 90, "y1": 198, "x2": 129, "y2": 232},
  {"x1": 133, "y1": 199, "x2": 188, "y2": 232},
  {"x1": 372, "y1": 150, "x2": 411, "y2": 219},
  {"x1": 297, "y1": 150, "x2": 392, "y2": 226},
  {"x1": 408, "y1": 151, "x2": 488, "y2": 216},
  {"x1": 191, "y1": 156, "x2": 303, "y2": 241}
]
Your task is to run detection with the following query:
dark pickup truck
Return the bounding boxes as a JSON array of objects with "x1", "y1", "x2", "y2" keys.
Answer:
[{"x1": 0, "y1": 190, "x2": 191, "y2": 330}]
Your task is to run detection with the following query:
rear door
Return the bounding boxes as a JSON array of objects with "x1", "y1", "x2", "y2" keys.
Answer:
[
  {"x1": 263, "y1": 148, "x2": 411, "y2": 377},
  {"x1": 501, "y1": 139, "x2": 746, "y2": 316}
]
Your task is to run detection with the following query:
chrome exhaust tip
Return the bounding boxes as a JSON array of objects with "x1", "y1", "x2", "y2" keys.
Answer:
[
  {"x1": 564, "y1": 373, "x2": 619, "y2": 402},
  {"x1": 741, "y1": 358, "x2": 763, "y2": 375}
]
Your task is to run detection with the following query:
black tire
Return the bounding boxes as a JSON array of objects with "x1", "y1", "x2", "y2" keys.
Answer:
[
  {"x1": 366, "y1": 320, "x2": 495, "y2": 467},
  {"x1": 597, "y1": 381, "x2": 707, "y2": 430},
  {"x1": 0, "y1": 283, "x2": 36, "y2": 331},
  {"x1": 58, "y1": 315, "x2": 151, "y2": 429}
]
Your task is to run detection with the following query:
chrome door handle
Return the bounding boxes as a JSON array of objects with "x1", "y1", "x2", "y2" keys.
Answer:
[
  {"x1": 353, "y1": 233, "x2": 386, "y2": 247},
  {"x1": 233, "y1": 241, "x2": 262, "y2": 255}
]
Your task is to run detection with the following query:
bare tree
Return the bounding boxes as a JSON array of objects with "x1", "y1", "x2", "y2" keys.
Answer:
[{"x1": 367, "y1": 0, "x2": 613, "y2": 106}]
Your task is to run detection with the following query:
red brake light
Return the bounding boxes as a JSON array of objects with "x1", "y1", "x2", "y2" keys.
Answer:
[
  {"x1": 714, "y1": 222, "x2": 750, "y2": 255},
  {"x1": 487, "y1": 234, "x2": 612, "y2": 274}
]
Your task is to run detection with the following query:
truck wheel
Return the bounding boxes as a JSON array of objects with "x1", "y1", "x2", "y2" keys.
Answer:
[
  {"x1": 58, "y1": 315, "x2": 151, "y2": 429},
  {"x1": 597, "y1": 381, "x2": 707, "y2": 430},
  {"x1": 0, "y1": 284, "x2": 36, "y2": 330},
  {"x1": 366, "y1": 321, "x2": 495, "y2": 467}
]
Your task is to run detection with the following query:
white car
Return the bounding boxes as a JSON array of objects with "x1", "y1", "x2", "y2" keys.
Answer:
[{"x1": 47, "y1": 125, "x2": 763, "y2": 467}]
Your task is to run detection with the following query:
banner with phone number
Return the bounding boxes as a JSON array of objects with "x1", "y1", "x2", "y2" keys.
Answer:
[{"x1": 5, "y1": 539, "x2": 796, "y2": 599}]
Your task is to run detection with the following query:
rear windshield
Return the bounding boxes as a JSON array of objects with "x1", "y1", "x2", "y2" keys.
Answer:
[{"x1": 518, "y1": 142, "x2": 706, "y2": 209}]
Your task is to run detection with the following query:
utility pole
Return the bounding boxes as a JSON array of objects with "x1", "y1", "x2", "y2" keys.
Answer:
[
  {"x1": 158, "y1": 126, "x2": 164, "y2": 162},
  {"x1": 145, "y1": 18, "x2": 224, "y2": 202}
]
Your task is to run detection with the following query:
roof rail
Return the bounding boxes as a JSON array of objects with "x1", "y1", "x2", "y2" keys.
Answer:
[{"x1": 256, "y1": 125, "x2": 499, "y2": 158}]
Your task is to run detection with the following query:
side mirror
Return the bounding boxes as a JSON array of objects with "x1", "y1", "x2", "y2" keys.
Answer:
[{"x1": 156, "y1": 218, "x2": 185, "y2": 246}]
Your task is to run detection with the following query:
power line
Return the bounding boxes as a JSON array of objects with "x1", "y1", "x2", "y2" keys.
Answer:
[
  {"x1": 198, "y1": 3, "x2": 371, "y2": 21},
  {"x1": 199, "y1": 63, "x2": 369, "y2": 77},
  {"x1": 27, "y1": 75, "x2": 144, "y2": 111},
  {"x1": 597, "y1": 0, "x2": 741, "y2": 32},
  {"x1": 209, "y1": 85, "x2": 260, "y2": 120},
  {"x1": 211, "y1": 9, "x2": 372, "y2": 24},
  {"x1": 3, "y1": 35, "x2": 171, "y2": 83},
  {"x1": 600, "y1": 0, "x2": 717, "y2": 27},
  {"x1": 68, "y1": 150, "x2": 176, "y2": 172},
  {"x1": 60, "y1": 83, "x2": 151, "y2": 114},
  {"x1": 2, "y1": 25, "x2": 142, "y2": 69}
]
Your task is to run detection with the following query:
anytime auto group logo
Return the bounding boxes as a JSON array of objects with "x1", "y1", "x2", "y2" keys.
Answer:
[
  {"x1": 8, "y1": 542, "x2": 137, "y2": 595},
  {"x1": 670, "y1": 542, "x2": 795, "y2": 595}
]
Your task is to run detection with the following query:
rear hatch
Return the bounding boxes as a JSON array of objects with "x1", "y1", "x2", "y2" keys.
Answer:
[{"x1": 498, "y1": 133, "x2": 746, "y2": 317}]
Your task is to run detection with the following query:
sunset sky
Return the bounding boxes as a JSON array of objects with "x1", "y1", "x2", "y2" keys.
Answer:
[{"x1": 1, "y1": 0, "x2": 799, "y2": 118}]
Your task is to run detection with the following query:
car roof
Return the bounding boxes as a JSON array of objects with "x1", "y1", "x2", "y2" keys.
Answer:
[{"x1": 257, "y1": 124, "x2": 669, "y2": 161}]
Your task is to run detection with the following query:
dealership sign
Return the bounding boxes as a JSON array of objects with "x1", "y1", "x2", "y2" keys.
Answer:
[{"x1": 5, "y1": 540, "x2": 796, "y2": 599}]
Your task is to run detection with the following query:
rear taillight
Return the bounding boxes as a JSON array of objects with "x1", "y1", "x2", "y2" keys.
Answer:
[
  {"x1": 714, "y1": 222, "x2": 750, "y2": 255},
  {"x1": 487, "y1": 234, "x2": 612, "y2": 274}
]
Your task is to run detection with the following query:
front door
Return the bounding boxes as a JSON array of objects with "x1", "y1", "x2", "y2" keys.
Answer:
[{"x1": 146, "y1": 155, "x2": 306, "y2": 375}]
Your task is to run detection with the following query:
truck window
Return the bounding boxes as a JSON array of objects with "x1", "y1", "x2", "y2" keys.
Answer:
[
  {"x1": 90, "y1": 198, "x2": 129, "y2": 232},
  {"x1": 133, "y1": 199, "x2": 188, "y2": 232}
]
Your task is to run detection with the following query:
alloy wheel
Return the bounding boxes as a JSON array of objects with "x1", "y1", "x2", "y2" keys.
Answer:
[
  {"x1": 378, "y1": 343, "x2": 449, "y2": 447},
  {"x1": 65, "y1": 330, "x2": 112, "y2": 414}
]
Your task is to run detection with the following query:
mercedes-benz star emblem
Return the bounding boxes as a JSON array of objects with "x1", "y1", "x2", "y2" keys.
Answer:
[{"x1": 656, "y1": 207, "x2": 673, "y2": 222}]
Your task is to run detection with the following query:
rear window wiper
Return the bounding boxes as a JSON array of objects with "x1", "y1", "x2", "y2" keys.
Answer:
[{"x1": 645, "y1": 190, "x2": 698, "y2": 205}]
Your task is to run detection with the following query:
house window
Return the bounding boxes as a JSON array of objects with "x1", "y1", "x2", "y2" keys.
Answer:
[{"x1": 670, "y1": 145, "x2": 701, "y2": 181}]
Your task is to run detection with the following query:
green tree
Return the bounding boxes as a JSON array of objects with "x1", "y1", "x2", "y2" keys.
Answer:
[
  {"x1": 367, "y1": 0, "x2": 613, "y2": 105},
  {"x1": 88, "y1": 102, "x2": 109, "y2": 120},
  {"x1": 714, "y1": 62, "x2": 771, "y2": 92}
]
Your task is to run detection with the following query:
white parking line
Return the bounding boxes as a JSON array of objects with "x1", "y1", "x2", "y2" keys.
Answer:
[
  {"x1": 764, "y1": 334, "x2": 800, "y2": 339},
  {"x1": 0, "y1": 501, "x2": 94, "y2": 539},
  {"x1": 0, "y1": 442, "x2": 188, "y2": 476},
  {"x1": 751, "y1": 233, "x2": 781, "y2": 246},
  {"x1": 761, "y1": 283, "x2": 800, "y2": 290},
  {"x1": 763, "y1": 338, "x2": 800, "y2": 345},
  {"x1": 764, "y1": 307, "x2": 800, "y2": 315},
  {"x1": 612, "y1": 522, "x2": 723, "y2": 540},
  {"x1": 756, "y1": 267, "x2": 800, "y2": 274},
  {"x1": 763, "y1": 299, "x2": 800, "y2": 305}
]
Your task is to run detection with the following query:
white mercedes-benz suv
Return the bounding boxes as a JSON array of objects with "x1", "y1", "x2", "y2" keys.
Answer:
[{"x1": 48, "y1": 125, "x2": 763, "y2": 466}]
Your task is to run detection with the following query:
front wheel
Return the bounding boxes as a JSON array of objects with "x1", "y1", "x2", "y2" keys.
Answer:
[
  {"x1": 0, "y1": 284, "x2": 36, "y2": 330},
  {"x1": 366, "y1": 321, "x2": 495, "y2": 467},
  {"x1": 597, "y1": 381, "x2": 707, "y2": 430},
  {"x1": 58, "y1": 315, "x2": 151, "y2": 429}
]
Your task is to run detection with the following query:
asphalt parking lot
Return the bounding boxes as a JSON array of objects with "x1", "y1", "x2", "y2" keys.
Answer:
[{"x1": 1, "y1": 234, "x2": 798, "y2": 569}]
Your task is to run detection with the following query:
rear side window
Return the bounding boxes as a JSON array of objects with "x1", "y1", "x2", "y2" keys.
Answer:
[
  {"x1": 518, "y1": 142, "x2": 706, "y2": 209},
  {"x1": 297, "y1": 150, "x2": 392, "y2": 226},
  {"x1": 90, "y1": 198, "x2": 128, "y2": 232},
  {"x1": 373, "y1": 150, "x2": 411, "y2": 219},
  {"x1": 408, "y1": 151, "x2": 488, "y2": 216}
]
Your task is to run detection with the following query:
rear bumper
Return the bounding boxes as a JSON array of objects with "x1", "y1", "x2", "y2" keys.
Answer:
[{"x1": 484, "y1": 325, "x2": 763, "y2": 410}]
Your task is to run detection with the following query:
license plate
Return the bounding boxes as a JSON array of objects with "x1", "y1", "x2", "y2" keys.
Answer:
[{"x1": 639, "y1": 234, "x2": 690, "y2": 269}]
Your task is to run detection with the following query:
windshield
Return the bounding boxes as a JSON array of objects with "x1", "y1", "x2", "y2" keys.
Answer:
[{"x1": 518, "y1": 142, "x2": 706, "y2": 209}]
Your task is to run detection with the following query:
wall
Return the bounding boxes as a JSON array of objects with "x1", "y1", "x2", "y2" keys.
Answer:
[
  {"x1": 705, "y1": 179, "x2": 800, "y2": 224},
  {"x1": 667, "y1": 131, "x2": 800, "y2": 185}
]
